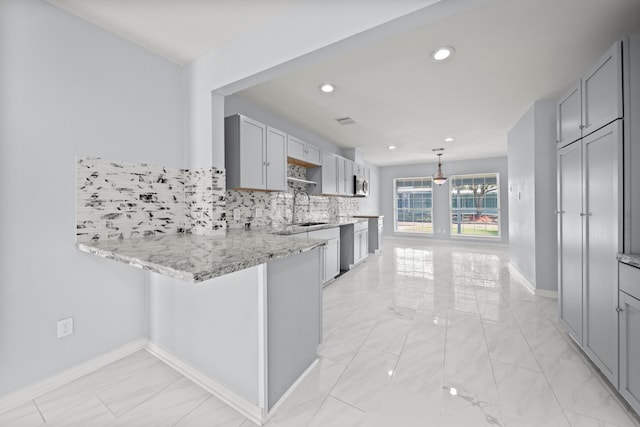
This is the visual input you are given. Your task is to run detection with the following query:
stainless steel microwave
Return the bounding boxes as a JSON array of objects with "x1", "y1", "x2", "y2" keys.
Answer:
[{"x1": 354, "y1": 175, "x2": 369, "y2": 197}]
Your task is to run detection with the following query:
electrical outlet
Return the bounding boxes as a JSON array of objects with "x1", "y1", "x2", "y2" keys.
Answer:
[
  {"x1": 255, "y1": 208, "x2": 264, "y2": 218},
  {"x1": 233, "y1": 208, "x2": 241, "y2": 220},
  {"x1": 57, "y1": 317, "x2": 73, "y2": 339}
]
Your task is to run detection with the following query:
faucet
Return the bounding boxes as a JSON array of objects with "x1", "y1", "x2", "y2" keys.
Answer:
[{"x1": 292, "y1": 189, "x2": 310, "y2": 224}]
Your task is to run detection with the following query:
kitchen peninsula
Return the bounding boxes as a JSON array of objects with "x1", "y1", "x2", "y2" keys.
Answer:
[{"x1": 75, "y1": 157, "x2": 327, "y2": 424}]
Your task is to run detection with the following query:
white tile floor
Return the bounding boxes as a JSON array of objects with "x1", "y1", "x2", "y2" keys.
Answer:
[{"x1": 1, "y1": 237, "x2": 639, "y2": 426}]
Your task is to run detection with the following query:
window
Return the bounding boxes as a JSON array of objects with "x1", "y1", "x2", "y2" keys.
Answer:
[
  {"x1": 450, "y1": 173, "x2": 500, "y2": 238},
  {"x1": 394, "y1": 177, "x2": 433, "y2": 234}
]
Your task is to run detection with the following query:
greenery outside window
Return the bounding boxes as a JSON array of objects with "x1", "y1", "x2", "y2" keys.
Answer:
[
  {"x1": 394, "y1": 177, "x2": 433, "y2": 234},
  {"x1": 450, "y1": 173, "x2": 500, "y2": 238}
]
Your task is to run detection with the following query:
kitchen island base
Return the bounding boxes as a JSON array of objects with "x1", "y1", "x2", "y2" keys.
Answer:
[{"x1": 147, "y1": 247, "x2": 322, "y2": 425}]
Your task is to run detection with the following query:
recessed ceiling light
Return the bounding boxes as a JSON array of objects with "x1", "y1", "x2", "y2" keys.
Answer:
[
  {"x1": 387, "y1": 145, "x2": 397, "y2": 150},
  {"x1": 431, "y1": 46, "x2": 455, "y2": 62},
  {"x1": 319, "y1": 83, "x2": 335, "y2": 93},
  {"x1": 445, "y1": 137, "x2": 454, "y2": 142}
]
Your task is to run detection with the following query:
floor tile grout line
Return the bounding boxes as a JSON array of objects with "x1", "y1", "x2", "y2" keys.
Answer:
[
  {"x1": 110, "y1": 375, "x2": 184, "y2": 420},
  {"x1": 170, "y1": 395, "x2": 213, "y2": 427},
  {"x1": 32, "y1": 399, "x2": 46, "y2": 424},
  {"x1": 96, "y1": 394, "x2": 117, "y2": 419}
]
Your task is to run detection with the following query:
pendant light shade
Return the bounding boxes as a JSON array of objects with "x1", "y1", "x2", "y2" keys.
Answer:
[{"x1": 433, "y1": 153, "x2": 447, "y2": 186}]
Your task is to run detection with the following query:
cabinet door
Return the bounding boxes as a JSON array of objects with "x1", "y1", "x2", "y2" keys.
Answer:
[
  {"x1": 344, "y1": 160, "x2": 354, "y2": 195},
  {"x1": 240, "y1": 116, "x2": 266, "y2": 190},
  {"x1": 582, "y1": 41, "x2": 623, "y2": 136},
  {"x1": 583, "y1": 121, "x2": 622, "y2": 386},
  {"x1": 557, "y1": 82, "x2": 582, "y2": 147},
  {"x1": 620, "y1": 291, "x2": 640, "y2": 415},
  {"x1": 354, "y1": 231, "x2": 361, "y2": 263},
  {"x1": 361, "y1": 230, "x2": 368, "y2": 259},
  {"x1": 321, "y1": 152, "x2": 338, "y2": 195},
  {"x1": 266, "y1": 127, "x2": 287, "y2": 191},
  {"x1": 337, "y1": 157, "x2": 346, "y2": 195},
  {"x1": 558, "y1": 141, "x2": 583, "y2": 344},
  {"x1": 378, "y1": 224, "x2": 383, "y2": 250},
  {"x1": 306, "y1": 144, "x2": 321, "y2": 166},
  {"x1": 325, "y1": 238, "x2": 340, "y2": 283},
  {"x1": 287, "y1": 135, "x2": 306, "y2": 162}
]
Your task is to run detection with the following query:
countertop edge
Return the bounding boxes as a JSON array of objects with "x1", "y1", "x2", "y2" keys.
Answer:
[
  {"x1": 617, "y1": 253, "x2": 640, "y2": 269},
  {"x1": 77, "y1": 238, "x2": 326, "y2": 284}
]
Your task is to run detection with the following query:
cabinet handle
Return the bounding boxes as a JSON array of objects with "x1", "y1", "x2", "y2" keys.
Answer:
[
  {"x1": 554, "y1": 210, "x2": 564, "y2": 214},
  {"x1": 616, "y1": 307, "x2": 623, "y2": 313},
  {"x1": 267, "y1": 162, "x2": 271, "y2": 166},
  {"x1": 580, "y1": 212, "x2": 587, "y2": 216},
  {"x1": 263, "y1": 161, "x2": 267, "y2": 166},
  {"x1": 579, "y1": 124, "x2": 585, "y2": 129}
]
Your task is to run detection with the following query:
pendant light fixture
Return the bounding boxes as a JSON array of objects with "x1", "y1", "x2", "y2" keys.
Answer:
[{"x1": 433, "y1": 153, "x2": 447, "y2": 186}]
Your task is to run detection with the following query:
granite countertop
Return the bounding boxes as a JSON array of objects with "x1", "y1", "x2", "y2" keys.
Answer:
[
  {"x1": 352, "y1": 214, "x2": 384, "y2": 219},
  {"x1": 617, "y1": 253, "x2": 640, "y2": 269},
  {"x1": 77, "y1": 230, "x2": 326, "y2": 283},
  {"x1": 271, "y1": 218, "x2": 368, "y2": 236}
]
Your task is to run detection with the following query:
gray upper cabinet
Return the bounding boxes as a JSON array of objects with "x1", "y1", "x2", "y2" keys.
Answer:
[
  {"x1": 582, "y1": 41, "x2": 623, "y2": 136},
  {"x1": 308, "y1": 151, "x2": 338, "y2": 195},
  {"x1": 557, "y1": 81, "x2": 582, "y2": 147},
  {"x1": 558, "y1": 141, "x2": 583, "y2": 345},
  {"x1": 582, "y1": 122, "x2": 623, "y2": 386},
  {"x1": 338, "y1": 157, "x2": 354, "y2": 196},
  {"x1": 266, "y1": 127, "x2": 287, "y2": 191},
  {"x1": 557, "y1": 41, "x2": 623, "y2": 147},
  {"x1": 225, "y1": 115, "x2": 286, "y2": 191},
  {"x1": 287, "y1": 135, "x2": 321, "y2": 167}
]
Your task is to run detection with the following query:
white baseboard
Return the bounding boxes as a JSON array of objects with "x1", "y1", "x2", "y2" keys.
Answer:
[
  {"x1": 145, "y1": 342, "x2": 264, "y2": 425},
  {"x1": 535, "y1": 288, "x2": 559, "y2": 299},
  {"x1": 507, "y1": 263, "x2": 558, "y2": 299},
  {"x1": 0, "y1": 338, "x2": 320, "y2": 426},
  {"x1": 0, "y1": 338, "x2": 147, "y2": 415}
]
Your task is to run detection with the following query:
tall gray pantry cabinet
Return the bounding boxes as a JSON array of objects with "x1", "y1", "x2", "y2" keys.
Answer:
[{"x1": 557, "y1": 34, "x2": 640, "y2": 412}]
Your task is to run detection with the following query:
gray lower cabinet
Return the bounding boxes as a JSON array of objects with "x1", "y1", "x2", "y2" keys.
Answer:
[
  {"x1": 558, "y1": 140, "x2": 584, "y2": 344},
  {"x1": 307, "y1": 227, "x2": 340, "y2": 285},
  {"x1": 557, "y1": 121, "x2": 622, "y2": 387},
  {"x1": 619, "y1": 262, "x2": 640, "y2": 415},
  {"x1": 620, "y1": 290, "x2": 640, "y2": 415},
  {"x1": 339, "y1": 222, "x2": 368, "y2": 270},
  {"x1": 582, "y1": 122, "x2": 622, "y2": 387},
  {"x1": 324, "y1": 238, "x2": 340, "y2": 284},
  {"x1": 365, "y1": 217, "x2": 383, "y2": 253}
]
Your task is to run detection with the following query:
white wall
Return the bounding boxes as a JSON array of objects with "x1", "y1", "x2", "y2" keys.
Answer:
[
  {"x1": 507, "y1": 100, "x2": 558, "y2": 291},
  {"x1": 0, "y1": 0, "x2": 184, "y2": 397},
  {"x1": 507, "y1": 108, "x2": 537, "y2": 282},
  {"x1": 379, "y1": 157, "x2": 509, "y2": 244}
]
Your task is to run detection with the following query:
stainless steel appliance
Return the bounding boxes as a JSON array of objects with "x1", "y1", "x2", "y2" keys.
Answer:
[{"x1": 354, "y1": 175, "x2": 368, "y2": 197}]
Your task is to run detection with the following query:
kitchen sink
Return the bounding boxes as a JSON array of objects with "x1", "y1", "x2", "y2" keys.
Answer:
[{"x1": 296, "y1": 222, "x2": 328, "y2": 227}]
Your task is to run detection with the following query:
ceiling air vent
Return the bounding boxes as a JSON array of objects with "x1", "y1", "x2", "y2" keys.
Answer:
[{"x1": 336, "y1": 117, "x2": 356, "y2": 125}]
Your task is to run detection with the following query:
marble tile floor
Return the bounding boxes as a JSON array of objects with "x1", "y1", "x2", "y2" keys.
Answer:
[{"x1": 1, "y1": 237, "x2": 639, "y2": 427}]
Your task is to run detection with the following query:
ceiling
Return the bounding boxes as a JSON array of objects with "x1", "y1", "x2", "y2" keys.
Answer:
[
  {"x1": 237, "y1": 0, "x2": 640, "y2": 165},
  {"x1": 46, "y1": 0, "x2": 301, "y2": 65},
  {"x1": 47, "y1": 0, "x2": 640, "y2": 167}
]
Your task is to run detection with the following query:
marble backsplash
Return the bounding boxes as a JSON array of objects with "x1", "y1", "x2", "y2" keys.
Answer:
[
  {"x1": 226, "y1": 164, "x2": 360, "y2": 229},
  {"x1": 76, "y1": 157, "x2": 225, "y2": 242}
]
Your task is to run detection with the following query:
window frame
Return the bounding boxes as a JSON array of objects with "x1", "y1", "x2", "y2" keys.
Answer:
[
  {"x1": 449, "y1": 172, "x2": 501, "y2": 239},
  {"x1": 393, "y1": 176, "x2": 434, "y2": 235}
]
